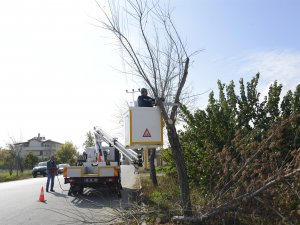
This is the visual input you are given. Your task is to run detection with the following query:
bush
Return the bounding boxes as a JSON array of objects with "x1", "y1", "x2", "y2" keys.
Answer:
[
  {"x1": 141, "y1": 174, "x2": 180, "y2": 210},
  {"x1": 24, "y1": 152, "x2": 38, "y2": 169}
]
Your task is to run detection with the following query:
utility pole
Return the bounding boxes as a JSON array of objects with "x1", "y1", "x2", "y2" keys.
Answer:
[
  {"x1": 143, "y1": 147, "x2": 148, "y2": 169},
  {"x1": 126, "y1": 89, "x2": 140, "y2": 106}
]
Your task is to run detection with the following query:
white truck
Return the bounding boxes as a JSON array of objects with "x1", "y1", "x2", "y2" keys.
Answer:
[{"x1": 63, "y1": 107, "x2": 163, "y2": 197}]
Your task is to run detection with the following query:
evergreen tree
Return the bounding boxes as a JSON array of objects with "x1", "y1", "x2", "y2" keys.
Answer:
[
  {"x1": 237, "y1": 74, "x2": 260, "y2": 130},
  {"x1": 292, "y1": 84, "x2": 300, "y2": 114},
  {"x1": 56, "y1": 142, "x2": 78, "y2": 165},
  {"x1": 24, "y1": 152, "x2": 38, "y2": 169},
  {"x1": 281, "y1": 90, "x2": 293, "y2": 119},
  {"x1": 83, "y1": 131, "x2": 95, "y2": 148},
  {"x1": 266, "y1": 81, "x2": 282, "y2": 123}
]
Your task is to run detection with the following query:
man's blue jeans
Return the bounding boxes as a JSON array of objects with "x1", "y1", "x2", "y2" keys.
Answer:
[{"x1": 46, "y1": 172, "x2": 55, "y2": 191}]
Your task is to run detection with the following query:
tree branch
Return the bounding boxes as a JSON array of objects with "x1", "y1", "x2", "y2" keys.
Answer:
[
  {"x1": 170, "y1": 57, "x2": 189, "y2": 120},
  {"x1": 173, "y1": 168, "x2": 300, "y2": 223}
]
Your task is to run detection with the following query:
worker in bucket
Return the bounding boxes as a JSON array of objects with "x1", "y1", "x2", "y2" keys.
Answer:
[
  {"x1": 137, "y1": 88, "x2": 155, "y2": 107},
  {"x1": 137, "y1": 88, "x2": 159, "y2": 174},
  {"x1": 46, "y1": 155, "x2": 57, "y2": 192}
]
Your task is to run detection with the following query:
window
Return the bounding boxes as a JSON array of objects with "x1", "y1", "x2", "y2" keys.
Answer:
[
  {"x1": 43, "y1": 143, "x2": 50, "y2": 147},
  {"x1": 40, "y1": 151, "x2": 43, "y2": 156}
]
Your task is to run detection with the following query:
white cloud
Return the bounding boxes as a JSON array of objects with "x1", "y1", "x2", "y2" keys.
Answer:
[{"x1": 238, "y1": 49, "x2": 300, "y2": 93}]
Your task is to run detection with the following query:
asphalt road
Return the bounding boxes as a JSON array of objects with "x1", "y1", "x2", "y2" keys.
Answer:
[{"x1": 0, "y1": 165, "x2": 139, "y2": 225}]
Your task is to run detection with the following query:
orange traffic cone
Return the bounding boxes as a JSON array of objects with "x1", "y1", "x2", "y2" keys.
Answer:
[{"x1": 38, "y1": 186, "x2": 46, "y2": 202}]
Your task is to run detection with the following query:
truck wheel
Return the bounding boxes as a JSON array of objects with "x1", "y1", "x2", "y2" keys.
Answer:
[
  {"x1": 33, "y1": 174, "x2": 37, "y2": 178},
  {"x1": 68, "y1": 184, "x2": 76, "y2": 196},
  {"x1": 79, "y1": 186, "x2": 84, "y2": 195},
  {"x1": 115, "y1": 183, "x2": 122, "y2": 198},
  {"x1": 117, "y1": 191, "x2": 122, "y2": 198}
]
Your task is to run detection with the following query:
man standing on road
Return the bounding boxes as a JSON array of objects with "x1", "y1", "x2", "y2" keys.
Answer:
[{"x1": 46, "y1": 155, "x2": 57, "y2": 192}]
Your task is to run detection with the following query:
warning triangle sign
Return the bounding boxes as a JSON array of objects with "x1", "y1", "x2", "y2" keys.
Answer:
[{"x1": 142, "y1": 128, "x2": 151, "y2": 137}]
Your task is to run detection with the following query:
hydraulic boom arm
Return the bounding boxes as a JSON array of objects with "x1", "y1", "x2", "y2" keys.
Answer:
[{"x1": 94, "y1": 127, "x2": 142, "y2": 166}]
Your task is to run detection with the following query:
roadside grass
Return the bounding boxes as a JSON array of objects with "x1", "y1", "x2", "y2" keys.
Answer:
[
  {"x1": 140, "y1": 168, "x2": 283, "y2": 225},
  {"x1": 141, "y1": 172, "x2": 205, "y2": 207},
  {"x1": 137, "y1": 167, "x2": 149, "y2": 174},
  {"x1": 141, "y1": 174, "x2": 181, "y2": 210},
  {"x1": 0, "y1": 170, "x2": 32, "y2": 182},
  {"x1": 138, "y1": 174, "x2": 179, "y2": 225},
  {"x1": 139, "y1": 167, "x2": 207, "y2": 221}
]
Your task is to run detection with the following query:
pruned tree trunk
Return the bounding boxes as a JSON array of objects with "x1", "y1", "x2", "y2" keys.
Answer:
[
  {"x1": 20, "y1": 159, "x2": 23, "y2": 173},
  {"x1": 155, "y1": 56, "x2": 192, "y2": 216},
  {"x1": 16, "y1": 156, "x2": 19, "y2": 176},
  {"x1": 9, "y1": 164, "x2": 13, "y2": 176},
  {"x1": 167, "y1": 123, "x2": 192, "y2": 216},
  {"x1": 149, "y1": 148, "x2": 158, "y2": 186}
]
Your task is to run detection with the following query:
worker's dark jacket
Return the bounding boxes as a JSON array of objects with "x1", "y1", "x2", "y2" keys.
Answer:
[
  {"x1": 137, "y1": 95, "x2": 154, "y2": 107},
  {"x1": 47, "y1": 160, "x2": 57, "y2": 175}
]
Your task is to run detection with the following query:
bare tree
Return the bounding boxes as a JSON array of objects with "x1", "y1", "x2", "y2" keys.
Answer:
[
  {"x1": 97, "y1": 0, "x2": 195, "y2": 215},
  {"x1": 7, "y1": 139, "x2": 23, "y2": 176}
]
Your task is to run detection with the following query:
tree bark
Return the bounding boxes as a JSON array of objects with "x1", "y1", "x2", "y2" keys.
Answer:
[
  {"x1": 149, "y1": 148, "x2": 158, "y2": 186},
  {"x1": 167, "y1": 123, "x2": 192, "y2": 216},
  {"x1": 16, "y1": 156, "x2": 19, "y2": 176}
]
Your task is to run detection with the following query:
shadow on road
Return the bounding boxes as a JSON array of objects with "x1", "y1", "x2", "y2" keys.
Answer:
[
  {"x1": 69, "y1": 187, "x2": 140, "y2": 209},
  {"x1": 37, "y1": 166, "x2": 141, "y2": 224},
  {"x1": 49, "y1": 191, "x2": 68, "y2": 199},
  {"x1": 38, "y1": 187, "x2": 141, "y2": 225}
]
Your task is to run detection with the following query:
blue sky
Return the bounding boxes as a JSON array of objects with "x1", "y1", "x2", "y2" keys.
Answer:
[
  {"x1": 172, "y1": 0, "x2": 300, "y2": 106},
  {"x1": 0, "y1": 0, "x2": 299, "y2": 149}
]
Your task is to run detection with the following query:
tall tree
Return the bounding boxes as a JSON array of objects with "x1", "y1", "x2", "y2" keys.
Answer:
[
  {"x1": 7, "y1": 139, "x2": 23, "y2": 176},
  {"x1": 24, "y1": 152, "x2": 38, "y2": 169},
  {"x1": 281, "y1": 90, "x2": 293, "y2": 119},
  {"x1": 83, "y1": 131, "x2": 95, "y2": 148},
  {"x1": 266, "y1": 80, "x2": 282, "y2": 123},
  {"x1": 56, "y1": 142, "x2": 78, "y2": 165},
  {"x1": 292, "y1": 84, "x2": 300, "y2": 115},
  {"x1": 98, "y1": 0, "x2": 194, "y2": 215},
  {"x1": 226, "y1": 80, "x2": 237, "y2": 115},
  {"x1": 177, "y1": 77, "x2": 300, "y2": 224},
  {"x1": 0, "y1": 148, "x2": 14, "y2": 172},
  {"x1": 237, "y1": 73, "x2": 260, "y2": 130}
]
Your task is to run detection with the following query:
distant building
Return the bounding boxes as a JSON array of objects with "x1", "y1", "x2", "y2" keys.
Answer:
[{"x1": 16, "y1": 133, "x2": 62, "y2": 159}]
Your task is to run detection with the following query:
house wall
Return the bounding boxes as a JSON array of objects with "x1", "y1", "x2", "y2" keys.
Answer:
[
  {"x1": 29, "y1": 140, "x2": 42, "y2": 147},
  {"x1": 20, "y1": 142, "x2": 61, "y2": 159},
  {"x1": 43, "y1": 142, "x2": 60, "y2": 149}
]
